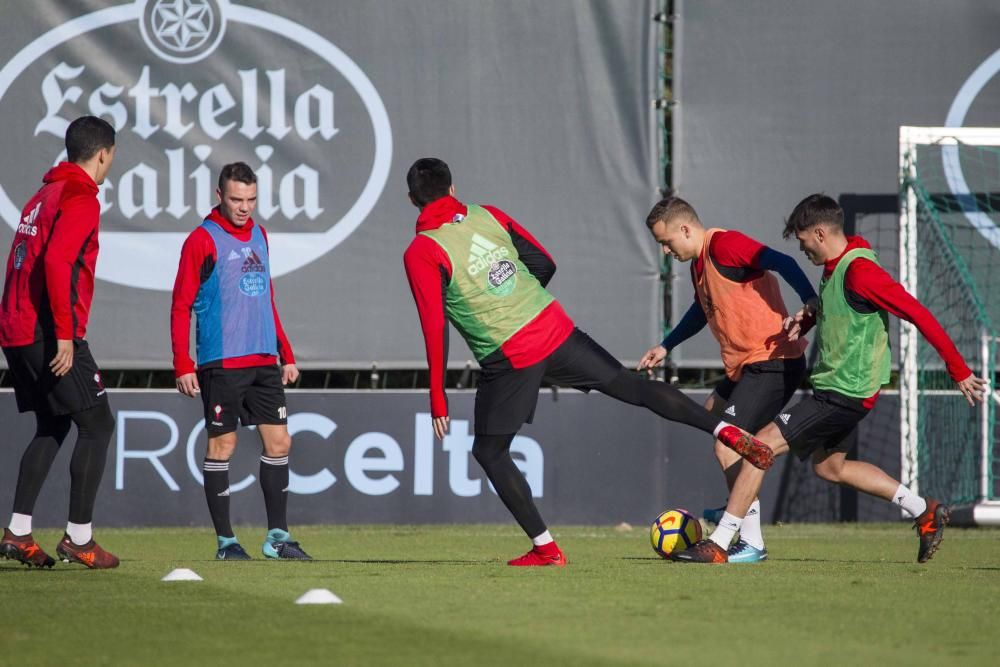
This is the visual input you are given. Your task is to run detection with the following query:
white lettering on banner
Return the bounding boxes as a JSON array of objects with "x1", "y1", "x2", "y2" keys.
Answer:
[
  {"x1": 0, "y1": 1, "x2": 392, "y2": 290},
  {"x1": 38, "y1": 63, "x2": 326, "y2": 223},
  {"x1": 38, "y1": 65, "x2": 337, "y2": 144},
  {"x1": 442, "y1": 420, "x2": 480, "y2": 497},
  {"x1": 113, "y1": 410, "x2": 545, "y2": 498},
  {"x1": 413, "y1": 413, "x2": 435, "y2": 495},
  {"x1": 115, "y1": 410, "x2": 180, "y2": 491},
  {"x1": 286, "y1": 413, "x2": 337, "y2": 495},
  {"x1": 344, "y1": 432, "x2": 404, "y2": 496},
  {"x1": 509, "y1": 435, "x2": 544, "y2": 497}
]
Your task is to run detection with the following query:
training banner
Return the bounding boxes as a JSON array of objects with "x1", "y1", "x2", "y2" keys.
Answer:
[
  {"x1": 0, "y1": 0, "x2": 661, "y2": 368},
  {"x1": 0, "y1": 389, "x2": 901, "y2": 528},
  {"x1": 672, "y1": 0, "x2": 1000, "y2": 368}
]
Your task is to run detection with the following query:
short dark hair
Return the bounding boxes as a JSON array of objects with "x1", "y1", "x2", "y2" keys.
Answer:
[
  {"x1": 645, "y1": 195, "x2": 699, "y2": 229},
  {"x1": 218, "y1": 162, "x2": 257, "y2": 191},
  {"x1": 406, "y1": 158, "x2": 452, "y2": 207},
  {"x1": 783, "y1": 194, "x2": 843, "y2": 239},
  {"x1": 65, "y1": 116, "x2": 115, "y2": 163}
]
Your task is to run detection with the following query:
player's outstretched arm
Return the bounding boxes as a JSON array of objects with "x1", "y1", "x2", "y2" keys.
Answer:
[
  {"x1": 845, "y1": 259, "x2": 981, "y2": 397},
  {"x1": 638, "y1": 301, "x2": 708, "y2": 371}
]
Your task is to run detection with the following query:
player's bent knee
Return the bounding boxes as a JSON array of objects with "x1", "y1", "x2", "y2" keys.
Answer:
[
  {"x1": 813, "y1": 460, "x2": 842, "y2": 483},
  {"x1": 207, "y1": 433, "x2": 238, "y2": 459},
  {"x1": 755, "y1": 422, "x2": 788, "y2": 455},
  {"x1": 264, "y1": 433, "x2": 292, "y2": 457}
]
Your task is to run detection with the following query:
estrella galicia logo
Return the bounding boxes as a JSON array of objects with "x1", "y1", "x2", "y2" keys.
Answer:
[
  {"x1": 13, "y1": 240, "x2": 27, "y2": 269},
  {"x1": 140, "y1": 0, "x2": 225, "y2": 64},
  {"x1": 239, "y1": 272, "x2": 266, "y2": 296},
  {"x1": 487, "y1": 259, "x2": 517, "y2": 297},
  {"x1": 0, "y1": 0, "x2": 392, "y2": 291}
]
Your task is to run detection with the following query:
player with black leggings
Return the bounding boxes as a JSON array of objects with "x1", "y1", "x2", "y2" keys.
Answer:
[
  {"x1": 403, "y1": 158, "x2": 774, "y2": 566},
  {"x1": 0, "y1": 116, "x2": 120, "y2": 569}
]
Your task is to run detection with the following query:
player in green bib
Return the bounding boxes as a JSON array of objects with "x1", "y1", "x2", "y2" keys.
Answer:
[
  {"x1": 403, "y1": 158, "x2": 776, "y2": 566},
  {"x1": 672, "y1": 194, "x2": 988, "y2": 564}
]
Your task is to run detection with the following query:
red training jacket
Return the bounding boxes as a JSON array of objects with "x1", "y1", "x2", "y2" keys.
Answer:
[
  {"x1": 0, "y1": 162, "x2": 102, "y2": 347},
  {"x1": 170, "y1": 207, "x2": 294, "y2": 377}
]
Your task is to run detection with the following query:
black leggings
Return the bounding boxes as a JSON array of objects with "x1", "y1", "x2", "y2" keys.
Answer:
[
  {"x1": 596, "y1": 368, "x2": 720, "y2": 434},
  {"x1": 12, "y1": 402, "x2": 116, "y2": 524},
  {"x1": 472, "y1": 433, "x2": 547, "y2": 539},
  {"x1": 471, "y1": 369, "x2": 723, "y2": 540}
]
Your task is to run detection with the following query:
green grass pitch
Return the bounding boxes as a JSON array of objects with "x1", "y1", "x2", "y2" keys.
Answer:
[{"x1": 2, "y1": 523, "x2": 998, "y2": 666}]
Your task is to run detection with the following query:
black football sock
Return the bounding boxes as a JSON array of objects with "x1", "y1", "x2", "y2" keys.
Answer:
[
  {"x1": 11, "y1": 413, "x2": 72, "y2": 516},
  {"x1": 472, "y1": 434, "x2": 547, "y2": 539},
  {"x1": 203, "y1": 458, "x2": 234, "y2": 537},
  {"x1": 259, "y1": 455, "x2": 289, "y2": 532}
]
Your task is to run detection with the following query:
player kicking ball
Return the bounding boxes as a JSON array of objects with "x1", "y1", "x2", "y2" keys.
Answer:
[
  {"x1": 403, "y1": 158, "x2": 774, "y2": 567},
  {"x1": 670, "y1": 194, "x2": 988, "y2": 564},
  {"x1": 171, "y1": 162, "x2": 310, "y2": 561},
  {"x1": 637, "y1": 196, "x2": 817, "y2": 563}
]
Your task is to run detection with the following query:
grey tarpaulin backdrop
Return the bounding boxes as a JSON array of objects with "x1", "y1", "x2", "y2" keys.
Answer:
[
  {"x1": 672, "y1": 0, "x2": 1000, "y2": 369},
  {"x1": 0, "y1": 0, "x2": 660, "y2": 369},
  {"x1": 0, "y1": 388, "x2": 902, "y2": 528}
]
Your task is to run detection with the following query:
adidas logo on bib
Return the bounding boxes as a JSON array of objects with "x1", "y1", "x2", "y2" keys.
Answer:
[
  {"x1": 779, "y1": 413, "x2": 791, "y2": 424},
  {"x1": 724, "y1": 405, "x2": 736, "y2": 417},
  {"x1": 467, "y1": 233, "x2": 510, "y2": 276}
]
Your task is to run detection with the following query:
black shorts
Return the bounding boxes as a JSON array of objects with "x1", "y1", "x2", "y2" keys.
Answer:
[
  {"x1": 474, "y1": 328, "x2": 622, "y2": 435},
  {"x1": 774, "y1": 389, "x2": 869, "y2": 461},
  {"x1": 3, "y1": 339, "x2": 109, "y2": 416},
  {"x1": 197, "y1": 366, "x2": 287, "y2": 435},
  {"x1": 712, "y1": 356, "x2": 806, "y2": 432}
]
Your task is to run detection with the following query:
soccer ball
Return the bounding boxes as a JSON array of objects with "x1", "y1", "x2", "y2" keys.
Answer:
[{"x1": 650, "y1": 508, "x2": 702, "y2": 558}]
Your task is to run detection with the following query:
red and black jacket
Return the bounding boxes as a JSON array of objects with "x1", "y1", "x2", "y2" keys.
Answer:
[{"x1": 0, "y1": 162, "x2": 102, "y2": 347}]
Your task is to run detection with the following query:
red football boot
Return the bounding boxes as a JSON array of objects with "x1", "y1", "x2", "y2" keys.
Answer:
[
  {"x1": 508, "y1": 542, "x2": 567, "y2": 567},
  {"x1": 0, "y1": 528, "x2": 55, "y2": 568},
  {"x1": 56, "y1": 534, "x2": 120, "y2": 569},
  {"x1": 669, "y1": 539, "x2": 729, "y2": 563},
  {"x1": 914, "y1": 499, "x2": 949, "y2": 564},
  {"x1": 717, "y1": 425, "x2": 775, "y2": 470}
]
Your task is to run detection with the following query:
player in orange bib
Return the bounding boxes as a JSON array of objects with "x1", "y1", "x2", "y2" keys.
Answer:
[{"x1": 638, "y1": 196, "x2": 817, "y2": 562}]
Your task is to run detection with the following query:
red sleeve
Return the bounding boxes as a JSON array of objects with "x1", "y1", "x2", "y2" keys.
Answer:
[
  {"x1": 170, "y1": 228, "x2": 213, "y2": 377},
  {"x1": 846, "y1": 259, "x2": 973, "y2": 382},
  {"x1": 482, "y1": 205, "x2": 555, "y2": 263},
  {"x1": 404, "y1": 235, "x2": 452, "y2": 418},
  {"x1": 261, "y1": 229, "x2": 295, "y2": 365},
  {"x1": 709, "y1": 230, "x2": 766, "y2": 269},
  {"x1": 43, "y1": 194, "x2": 99, "y2": 339}
]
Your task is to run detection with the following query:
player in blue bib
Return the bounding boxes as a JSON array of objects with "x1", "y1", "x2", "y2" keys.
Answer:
[{"x1": 171, "y1": 162, "x2": 310, "y2": 561}]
